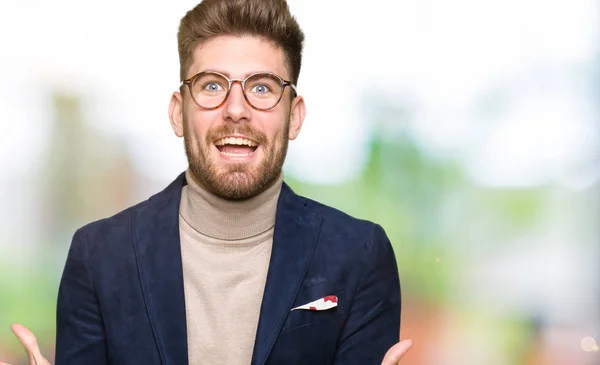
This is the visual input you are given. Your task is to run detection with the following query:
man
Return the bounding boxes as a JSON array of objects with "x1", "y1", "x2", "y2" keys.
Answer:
[{"x1": 2, "y1": 0, "x2": 412, "y2": 364}]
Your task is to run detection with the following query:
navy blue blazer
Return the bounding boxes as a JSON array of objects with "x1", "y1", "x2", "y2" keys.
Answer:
[{"x1": 55, "y1": 173, "x2": 401, "y2": 365}]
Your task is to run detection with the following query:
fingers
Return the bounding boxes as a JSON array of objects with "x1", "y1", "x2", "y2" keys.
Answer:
[
  {"x1": 10, "y1": 324, "x2": 50, "y2": 365},
  {"x1": 11, "y1": 324, "x2": 39, "y2": 352},
  {"x1": 381, "y1": 339, "x2": 413, "y2": 365}
]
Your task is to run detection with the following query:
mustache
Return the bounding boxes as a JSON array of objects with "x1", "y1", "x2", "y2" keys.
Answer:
[{"x1": 206, "y1": 124, "x2": 267, "y2": 145}]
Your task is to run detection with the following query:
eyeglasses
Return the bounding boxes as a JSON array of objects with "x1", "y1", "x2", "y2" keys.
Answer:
[{"x1": 181, "y1": 71, "x2": 297, "y2": 111}]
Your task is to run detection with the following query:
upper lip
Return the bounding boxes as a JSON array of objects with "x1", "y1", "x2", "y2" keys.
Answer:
[{"x1": 213, "y1": 135, "x2": 259, "y2": 147}]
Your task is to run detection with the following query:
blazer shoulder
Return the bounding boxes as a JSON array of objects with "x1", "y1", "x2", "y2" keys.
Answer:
[
  {"x1": 73, "y1": 172, "x2": 184, "y2": 248},
  {"x1": 291, "y1": 193, "x2": 395, "y2": 278},
  {"x1": 297, "y1": 193, "x2": 384, "y2": 241}
]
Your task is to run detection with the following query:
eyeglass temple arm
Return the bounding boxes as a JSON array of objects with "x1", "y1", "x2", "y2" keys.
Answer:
[{"x1": 286, "y1": 82, "x2": 298, "y2": 95}]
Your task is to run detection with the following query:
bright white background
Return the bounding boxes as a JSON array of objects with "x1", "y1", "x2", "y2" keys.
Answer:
[{"x1": 1, "y1": 0, "x2": 598, "y2": 186}]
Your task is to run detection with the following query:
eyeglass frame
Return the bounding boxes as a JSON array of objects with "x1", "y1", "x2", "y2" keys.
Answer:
[{"x1": 180, "y1": 70, "x2": 298, "y2": 111}]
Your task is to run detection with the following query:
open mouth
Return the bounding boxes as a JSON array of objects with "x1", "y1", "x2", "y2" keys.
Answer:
[{"x1": 214, "y1": 136, "x2": 259, "y2": 157}]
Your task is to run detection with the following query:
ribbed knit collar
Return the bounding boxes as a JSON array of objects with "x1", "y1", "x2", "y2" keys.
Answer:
[{"x1": 180, "y1": 168, "x2": 283, "y2": 241}]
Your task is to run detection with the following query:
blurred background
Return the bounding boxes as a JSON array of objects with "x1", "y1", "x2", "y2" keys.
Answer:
[{"x1": 1, "y1": 0, "x2": 599, "y2": 364}]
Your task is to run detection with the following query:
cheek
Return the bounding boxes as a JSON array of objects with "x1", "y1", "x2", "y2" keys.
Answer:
[
  {"x1": 262, "y1": 113, "x2": 290, "y2": 142},
  {"x1": 185, "y1": 112, "x2": 215, "y2": 143}
]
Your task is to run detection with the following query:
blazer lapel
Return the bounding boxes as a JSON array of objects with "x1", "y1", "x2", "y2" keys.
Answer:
[
  {"x1": 133, "y1": 173, "x2": 188, "y2": 365},
  {"x1": 250, "y1": 183, "x2": 322, "y2": 365}
]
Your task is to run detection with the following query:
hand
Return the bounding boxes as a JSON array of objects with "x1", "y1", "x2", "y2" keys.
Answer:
[
  {"x1": 381, "y1": 339, "x2": 413, "y2": 365},
  {"x1": 0, "y1": 324, "x2": 51, "y2": 365}
]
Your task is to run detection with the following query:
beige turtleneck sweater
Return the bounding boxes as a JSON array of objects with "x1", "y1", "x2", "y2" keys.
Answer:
[{"x1": 179, "y1": 169, "x2": 283, "y2": 365}]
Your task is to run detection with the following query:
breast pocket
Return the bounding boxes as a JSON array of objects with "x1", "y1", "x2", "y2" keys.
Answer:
[{"x1": 281, "y1": 290, "x2": 345, "y2": 333}]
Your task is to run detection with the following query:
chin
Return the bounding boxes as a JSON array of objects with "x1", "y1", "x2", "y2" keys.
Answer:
[{"x1": 211, "y1": 171, "x2": 260, "y2": 199}]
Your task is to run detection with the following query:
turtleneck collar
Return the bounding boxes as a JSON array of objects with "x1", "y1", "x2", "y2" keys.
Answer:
[{"x1": 180, "y1": 168, "x2": 283, "y2": 241}]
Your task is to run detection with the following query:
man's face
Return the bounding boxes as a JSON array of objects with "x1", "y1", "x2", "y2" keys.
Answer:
[{"x1": 169, "y1": 35, "x2": 305, "y2": 200}]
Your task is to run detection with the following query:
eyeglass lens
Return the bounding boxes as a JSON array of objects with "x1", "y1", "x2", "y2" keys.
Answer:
[{"x1": 191, "y1": 73, "x2": 283, "y2": 109}]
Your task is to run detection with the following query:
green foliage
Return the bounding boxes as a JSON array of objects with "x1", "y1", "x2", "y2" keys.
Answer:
[{"x1": 0, "y1": 256, "x2": 59, "y2": 357}]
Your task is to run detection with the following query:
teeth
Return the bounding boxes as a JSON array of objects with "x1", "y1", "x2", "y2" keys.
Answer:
[
  {"x1": 215, "y1": 137, "x2": 258, "y2": 147},
  {"x1": 220, "y1": 151, "x2": 253, "y2": 157}
]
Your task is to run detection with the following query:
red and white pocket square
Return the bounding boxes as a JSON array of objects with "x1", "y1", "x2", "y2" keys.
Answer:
[{"x1": 291, "y1": 295, "x2": 338, "y2": 311}]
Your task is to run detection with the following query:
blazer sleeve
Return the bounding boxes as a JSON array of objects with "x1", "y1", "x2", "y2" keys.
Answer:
[
  {"x1": 333, "y1": 224, "x2": 401, "y2": 365},
  {"x1": 55, "y1": 229, "x2": 108, "y2": 365}
]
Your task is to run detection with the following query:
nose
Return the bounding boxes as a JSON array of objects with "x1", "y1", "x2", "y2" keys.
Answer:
[{"x1": 222, "y1": 80, "x2": 251, "y2": 122}]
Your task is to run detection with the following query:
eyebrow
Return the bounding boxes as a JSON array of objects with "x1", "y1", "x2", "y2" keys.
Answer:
[{"x1": 201, "y1": 69, "x2": 272, "y2": 78}]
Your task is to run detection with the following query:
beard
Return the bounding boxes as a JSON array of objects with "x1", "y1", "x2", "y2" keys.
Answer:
[{"x1": 183, "y1": 116, "x2": 289, "y2": 200}]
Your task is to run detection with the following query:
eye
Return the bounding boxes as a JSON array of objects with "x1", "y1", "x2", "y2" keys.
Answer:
[
  {"x1": 250, "y1": 83, "x2": 272, "y2": 94},
  {"x1": 204, "y1": 82, "x2": 225, "y2": 92}
]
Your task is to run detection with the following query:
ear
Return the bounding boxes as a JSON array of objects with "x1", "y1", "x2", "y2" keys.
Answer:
[
  {"x1": 169, "y1": 91, "x2": 184, "y2": 138},
  {"x1": 288, "y1": 95, "x2": 306, "y2": 140}
]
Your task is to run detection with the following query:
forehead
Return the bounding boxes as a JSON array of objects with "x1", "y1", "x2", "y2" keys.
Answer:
[{"x1": 190, "y1": 35, "x2": 289, "y2": 79}]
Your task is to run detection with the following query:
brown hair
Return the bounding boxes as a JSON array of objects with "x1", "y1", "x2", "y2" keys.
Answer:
[{"x1": 178, "y1": 0, "x2": 305, "y2": 84}]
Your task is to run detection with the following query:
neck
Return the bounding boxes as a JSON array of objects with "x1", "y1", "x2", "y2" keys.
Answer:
[{"x1": 180, "y1": 168, "x2": 283, "y2": 241}]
